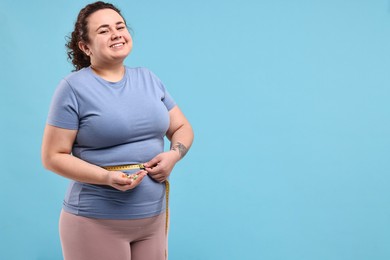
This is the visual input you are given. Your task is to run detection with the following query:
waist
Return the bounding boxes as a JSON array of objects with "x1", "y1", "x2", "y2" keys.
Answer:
[
  {"x1": 63, "y1": 176, "x2": 166, "y2": 219},
  {"x1": 102, "y1": 163, "x2": 145, "y2": 171}
]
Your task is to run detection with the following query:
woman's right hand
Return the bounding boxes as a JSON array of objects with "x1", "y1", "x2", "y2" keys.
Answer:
[{"x1": 107, "y1": 170, "x2": 148, "y2": 191}]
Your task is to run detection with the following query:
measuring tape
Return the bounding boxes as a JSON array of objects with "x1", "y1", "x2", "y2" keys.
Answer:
[
  {"x1": 165, "y1": 180, "x2": 170, "y2": 259},
  {"x1": 102, "y1": 164, "x2": 145, "y2": 171},
  {"x1": 102, "y1": 164, "x2": 170, "y2": 259}
]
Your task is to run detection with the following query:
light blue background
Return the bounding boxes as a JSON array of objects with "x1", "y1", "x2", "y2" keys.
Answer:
[{"x1": 1, "y1": 0, "x2": 389, "y2": 259}]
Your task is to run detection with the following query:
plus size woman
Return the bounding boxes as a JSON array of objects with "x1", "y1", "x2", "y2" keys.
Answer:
[{"x1": 41, "y1": 2, "x2": 194, "y2": 259}]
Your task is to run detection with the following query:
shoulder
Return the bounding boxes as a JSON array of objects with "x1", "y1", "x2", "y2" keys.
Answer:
[
  {"x1": 60, "y1": 67, "x2": 94, "y2": 92},
  {"x1": 59, "y1": 67, "x2": 97, "y2": 95},
  {"x1": 63, "y1": 67, "x2": 90, "y2": 81}
]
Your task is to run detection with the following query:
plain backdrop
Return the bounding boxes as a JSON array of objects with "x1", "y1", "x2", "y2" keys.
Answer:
[{"x1": 1, "y1": 0, "x2": 389, "y2": 259}]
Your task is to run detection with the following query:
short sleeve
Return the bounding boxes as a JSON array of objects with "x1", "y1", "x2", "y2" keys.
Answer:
[
  {"x1": 46, "y1": 79, "x2": 79, "y2": 130},
  {"x1": 148, "y1": 70, "x2": 176, "y2": 111}
]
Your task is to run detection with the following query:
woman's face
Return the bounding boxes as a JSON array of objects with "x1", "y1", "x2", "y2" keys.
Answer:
[{"x1": 83, "y1": 8, "x2": 132, "y2": 66}]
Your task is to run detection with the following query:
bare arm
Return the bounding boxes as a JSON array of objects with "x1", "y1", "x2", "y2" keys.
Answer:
[
  {"x1": 41, "y1": 125, "x2": 146, "y2": 191},
  {"x1": 166, "y1": 106, "x2": 194, "y2": 159},
  {"x1": 144, "y1": 106, "x2": 194, "y2": 182}
]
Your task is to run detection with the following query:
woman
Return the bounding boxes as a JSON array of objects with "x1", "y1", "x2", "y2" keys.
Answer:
[{"x1": 41, "y1": 2, "x2": 194, "y2": 259}]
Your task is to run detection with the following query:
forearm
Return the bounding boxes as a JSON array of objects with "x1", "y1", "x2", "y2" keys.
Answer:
[
  {"x1": 144, "y1": 123, "x2": 193, "y2": 182},
  {"x1": 43, "y1": 152, "x2": 109, "y2": 185},
  {"x1": 41, "y1": 125, "x2": 110, "y2": 185},
  {"x1": 169, "y1": 124, "x2": 194, "y2": 160}
]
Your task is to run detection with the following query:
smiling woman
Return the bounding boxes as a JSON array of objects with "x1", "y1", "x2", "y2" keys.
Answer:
[
  {"x1": 78, "y1": 8, "x2": 133, "y2": 81},
  {"x1": 41, "y1": 1, "x2": 194, "y2": 260}
]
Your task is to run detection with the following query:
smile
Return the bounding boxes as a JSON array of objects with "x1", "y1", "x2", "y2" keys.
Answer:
[{"x1": 110, "y1": 43, "x2": 125, "y2": 48}]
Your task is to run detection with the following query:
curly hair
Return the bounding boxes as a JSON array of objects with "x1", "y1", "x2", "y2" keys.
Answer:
[{"x1": 66, "y1": 1, "x2": 126, "y2": 71}]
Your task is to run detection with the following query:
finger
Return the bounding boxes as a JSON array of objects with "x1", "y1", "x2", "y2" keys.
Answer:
[
  {"x1": 113, "y1": 172, "x2": 133, "y2": 185},
  {"x1": 145, "y1": 165, "x2": 160, "y2": 174},
  {"x1": 129, "y1": 170, "x2": 147, "y2": 181},
  {"x1": 135, "y1": 169, "x2": 148, "y2": 175},
  {"x1": 149, "y1": 173, "x2": 166, "y2": 182},
  {"x1": 117, "y1": 178, "x2": 134, "y2": 186},
  {"x1": 155, "y1": 177, "x2": 166, "y2": 183},
  {"x1": 112, "y1": 170, "x2": 148, "y2": 191},
  {"x1": 128, "y1": 171, "x2": 147, "y2": 186},
  {"x1": 144, "y1": 156, "x2": 161, "y2": 168}
]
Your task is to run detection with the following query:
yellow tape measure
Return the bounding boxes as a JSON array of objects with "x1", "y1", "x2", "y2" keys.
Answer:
[
  {"x1": 102, "y1": 164, "x2": 145, "y2": 171},
  {"x1": 165, "y1": 180, "x2": 170, "y2": 259}
]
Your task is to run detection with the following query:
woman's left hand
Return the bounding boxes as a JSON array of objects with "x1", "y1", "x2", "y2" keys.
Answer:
[{"x1": 144, "y1": 150, "x2": 180, "y2": 182}]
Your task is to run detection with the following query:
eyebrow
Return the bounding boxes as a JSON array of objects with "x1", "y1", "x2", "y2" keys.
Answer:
[{"x1": 96, "y1": 21, "x2": 125, "y2": 31}]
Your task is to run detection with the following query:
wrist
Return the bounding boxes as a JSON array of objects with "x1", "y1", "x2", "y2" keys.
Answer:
[
  {"x1": 169, "y1": 149, "x2": 181, "y2": 162},
  {"x1": 100, "y1": 169, "x2": 111, "y2": 185}
]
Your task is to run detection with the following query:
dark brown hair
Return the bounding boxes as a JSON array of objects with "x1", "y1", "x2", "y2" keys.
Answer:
[{"x1": 66, "y1": 1, "x2": 126, "y2": 71}]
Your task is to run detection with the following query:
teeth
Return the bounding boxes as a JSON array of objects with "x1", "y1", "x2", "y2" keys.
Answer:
[{"x1": 111, "y1": 43, "x2": 124, "y2": 48}]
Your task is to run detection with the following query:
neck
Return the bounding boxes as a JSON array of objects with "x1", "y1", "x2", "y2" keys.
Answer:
[{"x1": 90, "y1": 63, "x2": 125, "y2": 82}]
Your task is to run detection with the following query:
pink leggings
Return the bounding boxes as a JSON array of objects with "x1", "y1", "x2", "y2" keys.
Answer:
[{"x1": 59, "y1": 210, "x2": 167, "y2": 260}]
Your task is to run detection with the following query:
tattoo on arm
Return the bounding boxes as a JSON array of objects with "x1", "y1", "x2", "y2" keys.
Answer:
[{"x1": 171, "y1": 142, "x2": 188, "y2": 159}]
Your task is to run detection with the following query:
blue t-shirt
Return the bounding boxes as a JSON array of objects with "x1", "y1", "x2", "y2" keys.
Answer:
[{"x1": 47, "y1": 66, "x2": 176, "y2": 219}]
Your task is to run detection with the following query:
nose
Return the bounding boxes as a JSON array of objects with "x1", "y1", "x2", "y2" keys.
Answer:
[{"x1": 111, "y1": 32, "x2": 122, "y2": 40}]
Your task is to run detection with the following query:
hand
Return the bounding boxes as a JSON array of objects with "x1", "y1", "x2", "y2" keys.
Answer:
[
  {"x1": 144, "y1": 151, "x2": 180, "y2": 183},
  {"x1": 106, "y1": 170, "x2": 147, "y2": 191}
]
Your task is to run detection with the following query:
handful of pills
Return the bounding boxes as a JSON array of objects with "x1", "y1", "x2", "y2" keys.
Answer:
[{"x1": 122, "y1": 173, "x2": 139, "y2": 180}]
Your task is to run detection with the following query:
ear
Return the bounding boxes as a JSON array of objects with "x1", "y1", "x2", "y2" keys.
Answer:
[{"x1": 78, "y1": 41, "x2": 91, "y2": 56}]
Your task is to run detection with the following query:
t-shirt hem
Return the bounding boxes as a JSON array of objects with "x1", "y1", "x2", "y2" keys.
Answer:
[
  {"x1": 47, "y1": 120, "x2": 79, "y2": 130},
  {"x1": 62, "y1": 205, "x2": 166, "y2": 220},
  {"x1": 166, "y1": 102, "x2": 176, "y2": 111}
]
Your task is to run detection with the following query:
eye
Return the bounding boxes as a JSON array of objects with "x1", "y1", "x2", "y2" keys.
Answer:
[
  {"x1": 98, "y1": 30, "x2": 109, "y2": 34},
  {"x1": 117, "y1": 26, "x2": 126, "y2": 30}
]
